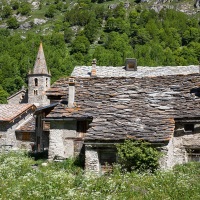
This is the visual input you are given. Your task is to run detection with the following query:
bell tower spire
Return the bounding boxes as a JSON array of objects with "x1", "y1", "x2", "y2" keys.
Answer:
[
  {"x1": 33, "y1": 42, "x2": 49, "y2": 75},
  {"x1": 27, "y1": 42, "x2": 51, "y2": 106}
]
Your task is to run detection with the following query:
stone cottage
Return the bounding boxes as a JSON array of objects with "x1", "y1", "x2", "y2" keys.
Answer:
[
  {"x1": 0, "y1": 104, "x2": 36, "y2": 150},
  {"x1": 0, "y1": 43, "x2": 51, "y2": 151},
  {"x1": 34, "y1": 60, "x2": 200, "y2": 173}
]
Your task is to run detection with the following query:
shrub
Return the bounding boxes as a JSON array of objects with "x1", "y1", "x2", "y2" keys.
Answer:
[
  {"x1": 7, "y1": 17, "x2": 19, "y2": 29},
  {"x1": 116, "y1": 140, "x2": 161, "y2": 172}
]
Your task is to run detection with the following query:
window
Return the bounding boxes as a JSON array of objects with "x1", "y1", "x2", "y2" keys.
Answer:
[
  {"x1": 184, "y1": 124, "x2": 194, "y2": 132},
  {"x1": 34, "y1": 78, "x2": 38, "y2": 86},
  {"x1": 99, "y1": 149, "x2": 116, "y2": 172},
  {"x1": 22, "y1": 132, "x2": 31, "y2": 141},
  {"x1": 187, "y1": 149, "x2": 200, "y2": 162},
  {"x1": 77, "y1": 121, "x2": 88, "y2": 133},
  {"x1": 46, "y1": 78, "x2": 48, "y2": 87},
  {"x1": 34, "y1": 90, "x2": 38, "y2": 95}
]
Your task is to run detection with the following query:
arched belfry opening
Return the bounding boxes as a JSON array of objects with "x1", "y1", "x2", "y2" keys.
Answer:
[{"x1": 34, "y1": 78, "x2": 38, "y2": 86}]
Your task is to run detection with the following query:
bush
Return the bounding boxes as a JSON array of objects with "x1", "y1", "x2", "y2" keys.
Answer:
[
  {"x1": 7, "y1": 17, "x2": 19, "y2": 29},
  {"x1": 116, "y1": 140, "x2": 161, "y2": 172}
]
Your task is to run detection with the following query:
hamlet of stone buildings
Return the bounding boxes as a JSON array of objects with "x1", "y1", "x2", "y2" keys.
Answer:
[{"x1": 0, "y1": 43, "x2": 200, "y2": 173}]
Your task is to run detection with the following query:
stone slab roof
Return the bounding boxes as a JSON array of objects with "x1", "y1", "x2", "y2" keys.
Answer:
[
  {"x1": 46, "y1": 74, "x2": 200, "y2": 143},
  {"x1": 16, "y1": 116, "x2": 35, "y2": 132},
  {"x1": 71, "y1": 65, "x2": 199, "y2": 78},
  {"x1": 0, "y1": 104, "x2": 36, "y2": 122}
]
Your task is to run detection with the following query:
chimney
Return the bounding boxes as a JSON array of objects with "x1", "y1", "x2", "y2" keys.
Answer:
[
  {"x1": 68, "y1": 77, "x2": 75, "y2": 108},
  {"x1": 125, "y1": 58, "x2": 137, "y2": 71},
  {"x1": 91, "y1": 59, "x2": 97, "y2": 77}
]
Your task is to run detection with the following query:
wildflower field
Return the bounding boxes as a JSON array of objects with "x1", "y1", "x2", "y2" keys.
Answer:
[{"x1": 0, "y1": 152, "x2": 200, "y2": 200}]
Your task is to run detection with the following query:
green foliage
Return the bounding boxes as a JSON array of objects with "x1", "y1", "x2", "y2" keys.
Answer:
[
  {"x1": 45, "y1": 5, "x2": 56, "y2": 18},
  {"x1": 0, "y1": 1, "x2": 199, "y2": 96},
  {"x1": 18, "y1": 2, "x2": 31, "y2": 15},
  {"x1": 0, "y1": 85, "x2": 8, "y2": 103},
  {"x1": 0, "y1": 152, "x2": 200, "y2": 199},
  {"x1": 116, "y1": 140, "x2": 161, "y2": 172},
  {"x1": 1, "y1": 5, "x2": 12, "y2": 19},
  {"x1": 7, "y1": 17, "x2": 19, "y2": 29}
]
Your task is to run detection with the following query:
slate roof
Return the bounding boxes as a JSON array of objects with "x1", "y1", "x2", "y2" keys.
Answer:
[
  {"x1": 16, "y1": 116, "x2": 35, "y2": 132},
  {"x1": 0, "y1": 104, "x2": 36, "y2": 122},
  {"x1": 71, "y1": 65, "x2": 199, "y2": 78},
  {"x1": 46, "y1": 74, "x2": 200, "y2": 143}
]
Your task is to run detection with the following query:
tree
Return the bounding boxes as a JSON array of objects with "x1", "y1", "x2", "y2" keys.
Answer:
[
  {"x1": 0, "y1": 85, "x2": 8, "y2": 104},
  {"x1": 116, "y1": 140, "x2": 161, "y2": 172},
  {"x1": 71, "y1": 35, "x2": 90, "y2": 54}
]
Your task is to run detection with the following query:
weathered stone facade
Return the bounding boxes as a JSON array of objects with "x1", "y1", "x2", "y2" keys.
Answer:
[
  {"x1": 161, "y1": 119, "x2": 200, "y2": 168},
  {"x1": 7, "y1": 89, "x2": 28, "y2": 104},
  {"x1": 28, "y1": 43, "x2": 51, "y2": 106},
  {"x1": 28, "y1": 75, "x2": 50, "y2": 106},
  {"x1": 48, "y1": 120, "x2": 82, "y2": 160},
  {"x1": 45, "y1": 72, "x2": 200, "y2": 172},
  {"x1": 0, "y1": 109, "x2": 35, "y2": 150}
]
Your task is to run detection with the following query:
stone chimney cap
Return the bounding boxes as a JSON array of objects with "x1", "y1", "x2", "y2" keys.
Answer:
[
  {"x1": 91, "y1": 59, "x2": 97, "y2": 77},
  {"x1": 125, "y1": 58, "x2": 137, "y2": 71},
  {"x1": 92, "y1": 59, "x2": 97, "y2": 64},
  {"x1": 68, "y1": 77, "x2": 75, "y2": 85}
]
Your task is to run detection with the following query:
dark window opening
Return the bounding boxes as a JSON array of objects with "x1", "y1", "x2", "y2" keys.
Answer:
[
  {"x1": 34, "y1": 78, "x2": 38, "y2": 86},
  {"x1": 22, "y1": 132, "x2": 31, "y2": 141},
  {"x1": 34, "y1": 90, "x2": 38, "y2": 95},
  {"x1": 99, "y1": 150, "x2": 116, "y2": 172},
  {"x1": 184, "y1": 124, "x2": 194, "y2": 132},
  {"x1": 187, "y1": 149, "x2": 200, "y2": 162},
  {"x1": 46, "y1": 78, "x2": 48, "y2": 87},
  {"x1": 77, "y1": 121, "x2": 88, "y2": 133}
]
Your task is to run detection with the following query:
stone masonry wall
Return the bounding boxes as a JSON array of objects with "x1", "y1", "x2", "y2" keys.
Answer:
[
  {"x1": 161, "y1": 123, "x2": 200, "y2": 169},
  {"x1": 85, "y1": 146, "x2": 100, "y2": 173},
  {"x1": 28, "y1": 75, "x2": 50, "y2": 106},
  {"x1": 48, "y1": 121, "x2": 78, "y2": 160},
  {"x1": 0, "y1": 111, "x2": 33, "y2": 150},
  {"x1": 8, "y1": 91, "x2": 28, "y2": 104}
]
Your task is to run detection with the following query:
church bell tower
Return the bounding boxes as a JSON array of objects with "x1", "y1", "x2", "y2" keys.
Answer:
[{"x1": 28, "y1": 42, "x2": 51, "y2": 106}]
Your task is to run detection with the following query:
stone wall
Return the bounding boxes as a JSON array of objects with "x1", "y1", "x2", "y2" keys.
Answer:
[
  {"x1": 48, "y1": 120, "x2": 80, "y2": 160},
  {"x1": 85, "y1": 146, "x2": 100, "y2": 173},
  {"x1": 8, "y1": 91, "x2": 28, "y2": 104},
  {"x1": 15, "y1": 132, "x2": 36, "y2": 150},
  {"x1": 28, "y1": 75, "x2": 50, "y2": 106},
  {"x1": 0, "y1": 111, "x2": 34, "y2": 150},
  {"x1": 161, "y1": 122, "x2": 200, "y2": 169}
]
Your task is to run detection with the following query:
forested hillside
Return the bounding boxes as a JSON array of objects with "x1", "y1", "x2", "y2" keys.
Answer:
[{"x1": 0, "y1": 0, "x2": 199, "y2": 103}]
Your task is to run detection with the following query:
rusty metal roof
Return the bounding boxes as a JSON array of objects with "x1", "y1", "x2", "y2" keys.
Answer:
[{"x1": 0, "y1": 104, "x2": 36, "y2": 122}]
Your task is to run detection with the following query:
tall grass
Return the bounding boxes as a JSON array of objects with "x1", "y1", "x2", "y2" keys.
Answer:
[{"x1": 0, "y1": 151, "x2": 200, "y2": 200}]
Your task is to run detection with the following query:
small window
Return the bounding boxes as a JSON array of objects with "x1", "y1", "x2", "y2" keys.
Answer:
[
  {"x1": 22, "y1": 132, "x2": 31, "y2": 141},
  {"x1": 34, "y1": 90, "x2": 38, "y2": 95},
  {"x1": 46, "y1": 78, "x2": 48, "y2": 87},
  {"x1": 187, "y1": 149, "x2": 200, "y2": 162},
  {"x1": 77, "y1": 121, "x2": 88, "y2": 133},
  {"x1": 34, "y1": 78, "x2": 38, "y2": 86},
  {"x1": 184, "y1": 124, "x2": 194, "y2": 132}
]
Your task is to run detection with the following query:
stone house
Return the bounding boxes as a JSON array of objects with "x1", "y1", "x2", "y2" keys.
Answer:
[
  {"x1": 2, "y1": 43, "x2": 200, "y2": 173},
  {"x1": 0, "y1": 43, "x2": 51, "y2": 151},
  {"x1": 0, "y1": 104, "x2": 36, "y2": 150},
  {"x1": 34, "y1": 60, "x2": 200, "y2": 173}
]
